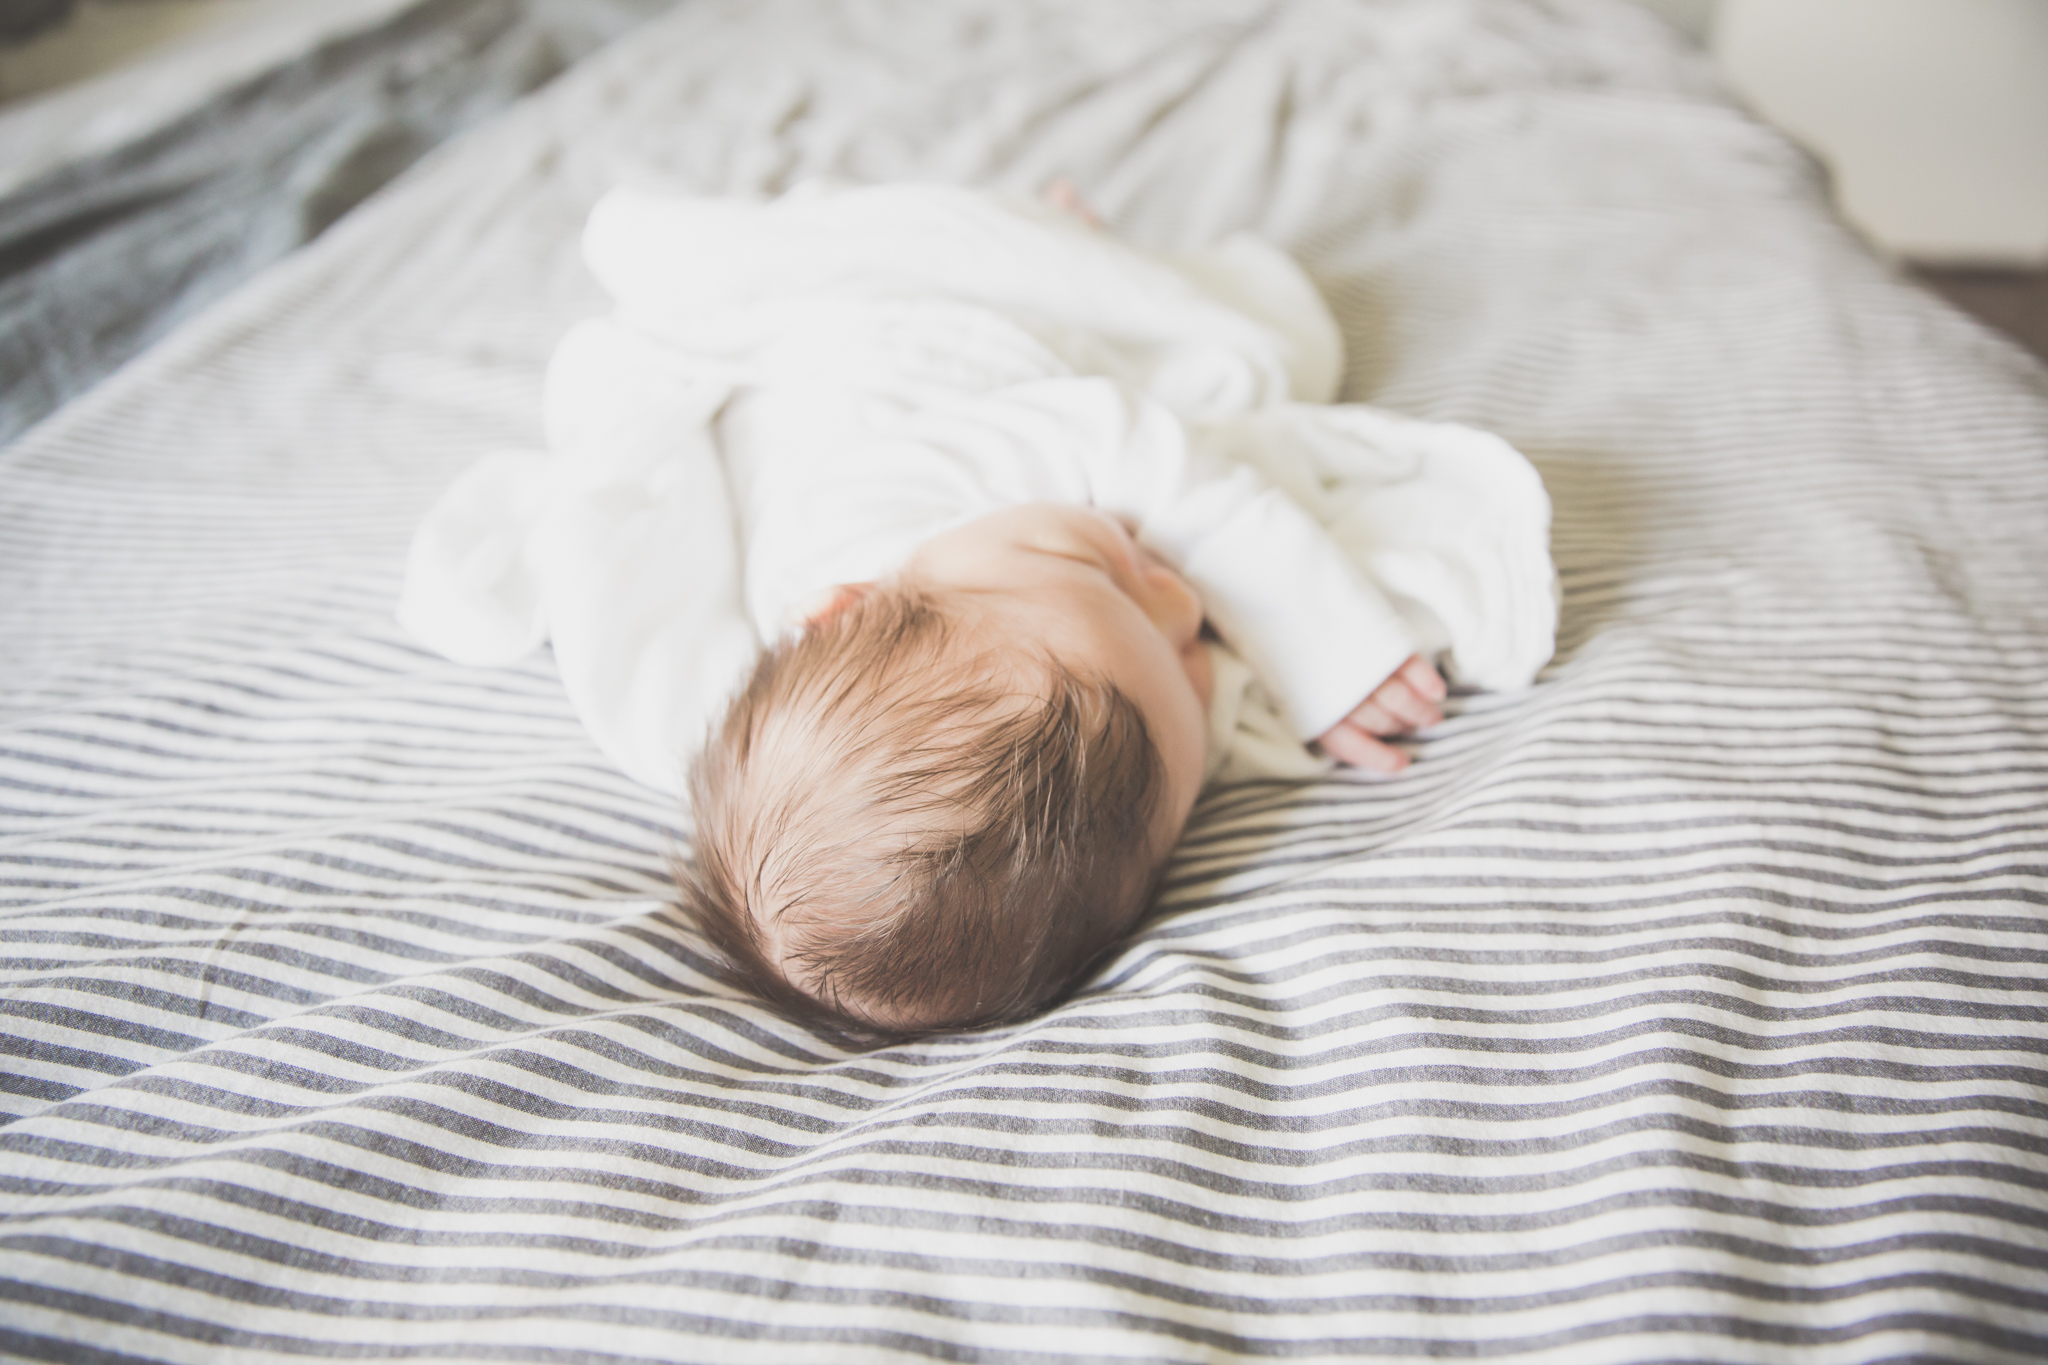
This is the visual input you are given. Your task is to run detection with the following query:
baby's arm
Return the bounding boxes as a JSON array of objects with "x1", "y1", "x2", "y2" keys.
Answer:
[{"x1": 1316, "y1": 655, "x2": 1447, "y2": 773}]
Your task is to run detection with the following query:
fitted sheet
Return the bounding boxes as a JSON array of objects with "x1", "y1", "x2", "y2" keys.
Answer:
[{"x1": 2, "y1": 1, "x2": 2046, "y2": 1360}]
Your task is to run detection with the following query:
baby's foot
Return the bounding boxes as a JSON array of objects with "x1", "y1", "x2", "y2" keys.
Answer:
[
  {"x1": 1042, "y1": 177, "x2": 1103, "y2": 229},
  {"x1": 1316, "y1": 655, "x2": 1447, "y2": 773}
]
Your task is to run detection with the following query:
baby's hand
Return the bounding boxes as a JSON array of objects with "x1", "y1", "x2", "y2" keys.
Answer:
[{"x1": 1316, "y1": 655, "x2": 1447, "y2": 773}]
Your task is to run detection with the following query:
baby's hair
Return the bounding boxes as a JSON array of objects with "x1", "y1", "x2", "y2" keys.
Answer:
[{"x1": 679, "y1": 585, "x2": 1165, "y2": 1043}]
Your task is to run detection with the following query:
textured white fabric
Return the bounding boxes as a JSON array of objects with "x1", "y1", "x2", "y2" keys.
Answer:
[{"x1": 398, "y1": 181, "x2": 1557, "y2": 790}]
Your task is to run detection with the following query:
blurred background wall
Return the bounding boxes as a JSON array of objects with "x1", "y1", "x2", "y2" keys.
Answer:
[
  {"x1": 1712, "y1": 0, "x2": 2046, "y2": 270},
  {"x1": 1642, "y1": 0, "x2": 2047, "y2": 361}
]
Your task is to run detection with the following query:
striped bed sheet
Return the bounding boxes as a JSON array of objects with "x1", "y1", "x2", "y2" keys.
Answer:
[{"x1": 2, "y1": 0, "x2": 2045, "y2": 1360}]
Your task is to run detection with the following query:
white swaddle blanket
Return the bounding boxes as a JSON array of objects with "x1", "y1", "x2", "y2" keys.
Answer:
[{"x1": 398, "y1": 181, "x2": 1557, "y2": 794}]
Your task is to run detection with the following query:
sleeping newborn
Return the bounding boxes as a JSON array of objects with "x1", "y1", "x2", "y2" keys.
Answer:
[
  {"x1": 399, "y1": 179, "x2": 1557, "y2": 1037},
  {"x1": 687, "y1": 501, "x2": 1452, "y2": 1033}
]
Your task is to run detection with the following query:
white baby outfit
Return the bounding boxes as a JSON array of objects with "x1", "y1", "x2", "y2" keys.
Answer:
[{"x1": 399, "y1": 181, "x2": 1557, "y2": 794}]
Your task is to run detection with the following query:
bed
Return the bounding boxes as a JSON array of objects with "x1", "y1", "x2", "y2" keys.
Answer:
[{"x1": 3, "y1": 1, "x2": 2045, "y2": 1360}]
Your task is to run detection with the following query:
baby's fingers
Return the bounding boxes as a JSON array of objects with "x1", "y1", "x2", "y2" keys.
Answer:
[
  {"x1": 1368, "y1": 680, "x2": 1441, "y2": 732},
  {"x1": 1317, "y1": 720, "x2": 1411, "y2": 773},
  {"x1": 1395, "y1": 655, "x2": 1448, "y2": 702},
  {"x1": 1344, "y1": 698, "x2": 1407, "y2": 734},
  {"x1": 1319, "y1": 657, "x2": 1445, "y2": 770},
  {"x1": 1357, "y1": 662, "x2": 1440, "y2": 730}
]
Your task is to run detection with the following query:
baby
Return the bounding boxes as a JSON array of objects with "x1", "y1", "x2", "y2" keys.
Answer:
[
  {"x1": 400, "y1": 180, "x2": 1555, "y2": 1039},
  {"x1": 685, "y1": 502, "x2": 1451, "y2": 1034}
]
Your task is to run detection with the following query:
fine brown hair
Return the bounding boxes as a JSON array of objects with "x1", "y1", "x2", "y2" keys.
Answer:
[{"x1": 678, "y1": 585, "x2": 1165, "y2": 1043}]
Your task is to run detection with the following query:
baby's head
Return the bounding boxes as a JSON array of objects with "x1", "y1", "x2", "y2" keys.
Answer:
[{"x1": 682, "y1": 503, "x2": 1213, "y2": 1039}]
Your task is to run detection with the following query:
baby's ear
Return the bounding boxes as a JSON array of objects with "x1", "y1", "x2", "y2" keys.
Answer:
[{"x1": 794, "y1": 583, "x2": 875, "y2": 628}]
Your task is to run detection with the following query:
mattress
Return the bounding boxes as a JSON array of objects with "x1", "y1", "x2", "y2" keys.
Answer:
[{"x1": 3, "y1": 0, "x2": 2045, "y2": 1359}]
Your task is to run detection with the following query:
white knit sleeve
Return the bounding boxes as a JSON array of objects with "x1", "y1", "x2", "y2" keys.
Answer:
[{"x1": 1012, "y1": 378, "x2": 1417, "y2": 740}]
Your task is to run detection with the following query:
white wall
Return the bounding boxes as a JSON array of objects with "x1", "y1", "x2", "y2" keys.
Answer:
[
  {"x1": 1628, "y1": 0, "x2": 2048, "y2": 267},
  {"x1": 1717, "y1": 0, "x2": 2048, "y2": 266}
]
